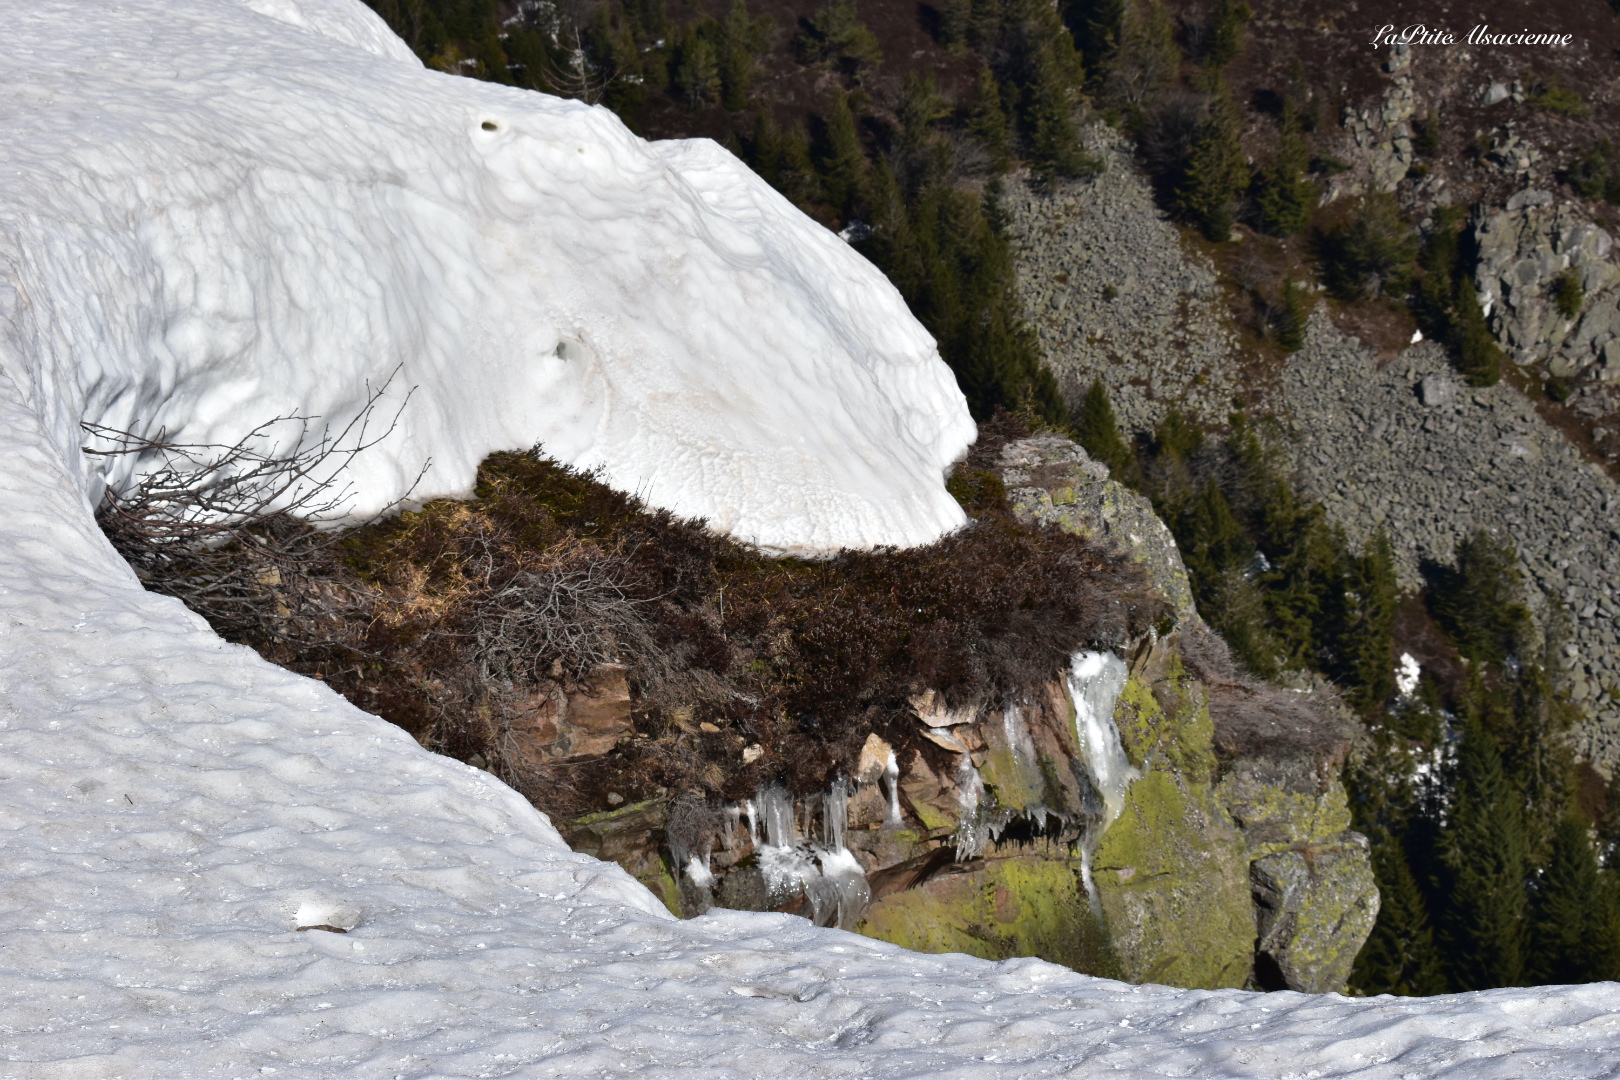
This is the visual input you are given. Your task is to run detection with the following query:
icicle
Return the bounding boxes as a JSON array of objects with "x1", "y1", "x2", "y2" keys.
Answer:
[
  {"x1": 750, "y1": 780, "x2": 872, "y2": 929},
  {"x1": 743, "y1": 799, "x2": 759, "y2": 847},
  {"x1": 882, "y1": 750, "x2": 901, "y2": 826},
  {"x1": 953, "y1": 755, "x2": 989, "y2": 860}
]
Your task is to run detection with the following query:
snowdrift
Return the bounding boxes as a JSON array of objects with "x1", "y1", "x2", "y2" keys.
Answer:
[
  {"x1": 2, "y1": 0, "x2": 974, "y2": 554},
  {"x1": 0, "y1": 1, "x2": 1615, "y2": 1075}
]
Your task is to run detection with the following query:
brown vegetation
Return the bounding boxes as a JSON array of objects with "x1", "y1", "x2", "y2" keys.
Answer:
[{"x1": 97, "y1": 423, "x2": 1162, "y2": 821}]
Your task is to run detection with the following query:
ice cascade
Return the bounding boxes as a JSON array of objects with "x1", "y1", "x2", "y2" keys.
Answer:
[
  {"x1": 749, "y1": 782, "x2": 872, "y2": 929},
  {"x1": 1067, "y1": 650, "x2": 1138, "y2": 903}
]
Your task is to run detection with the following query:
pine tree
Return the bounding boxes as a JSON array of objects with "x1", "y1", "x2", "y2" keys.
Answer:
[
  {"x1": 1352, "y1": 831, "x2": 1448, "y2": 995},
  {"x1": 817, "y1": 90, "x2": 867, "y2": 218},
  {"x1": 1453, "y1": 271, "x2": 1504, "y2": 387},
  {"x1": 719, "y1": 0, "x2": 760, "y2": 110},
  {"x1": 1256, "y1": 100, "x2": 1314, "y2": 237},
  {"x1": 1177, "y1": 72, "x2": 1247, "y2": 241},
  {"x1": 1275, "y1": 277, "x2": 1310, "y2": 351},
  {"x1": 1430, "y1": 530, "x2": 1533, "y2": 668},
  {"x1": 999, "y1": 0, "x2": 1094, "y2": 182},
  {"x1": 1529, "y1": 818, "x2": 1608, "y2": 985},
  {"x1": 968, "y1": 66, "x2": 1014, "y2": 174},
  {"x1": 675, "y1": 23, "x2": 721, "y2": 108},
  {"x1": 1099, "y1": 0, "x2": 1178, "y2": 114},
  {"x1": 1339, "y1": 529, "x2": 1399, "y2": 714},
  {"x1": 1202, "y1": 0, "x2": 1251, "y2": 68},
  {"x1": 1072, "y1": 378, "x2": 1138, "y2": 484},
  {"x1": 1439, "y1": 716, "x2": 1528, "y2": 991}
]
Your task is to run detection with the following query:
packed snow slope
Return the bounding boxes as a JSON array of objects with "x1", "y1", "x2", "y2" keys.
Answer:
[
  {"x1": 0, "y1": 0, "x2": 975, "y2": 554},
  {"x1": 0, "y1": 1, "x2": 1618, "y2": 1076}
]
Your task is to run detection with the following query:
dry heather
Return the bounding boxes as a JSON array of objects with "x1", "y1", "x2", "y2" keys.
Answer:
[{"x1": 97, "y1": 433, "x2": 1163, "y2": 820}]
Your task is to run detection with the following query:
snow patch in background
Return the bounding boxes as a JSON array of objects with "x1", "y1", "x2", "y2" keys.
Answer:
[{"x1": 0, "y1": 1, "x2": 1615, "y2": 1075}]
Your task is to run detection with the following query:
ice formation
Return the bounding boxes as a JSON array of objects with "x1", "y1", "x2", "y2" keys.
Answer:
[
  {"x1": 0, "y1": 1, "x2": 1615, "y2": 1075},
  {"x1": 1065, "y1": 650, "x2": 1137, "y2": 906},
  {"x1": 1067, "y1": 649, "x2": 1139, "y2": 829},
  {"x1": 750, "y1": 783, "x2": 872, "y2": 930},
  {"x1": 3, "y1": 0, "x2": 974, "y2": 555}
]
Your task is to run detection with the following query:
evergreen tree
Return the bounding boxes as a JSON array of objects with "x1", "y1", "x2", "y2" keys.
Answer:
[
  {"x1": 1061, "y1": 0, "x2": 1123, "y2": 71},
  {"x1": 675, "y1": 23, "x2": 722, "y2": 107},
  {"x1": 1320, "y1": 194, "x2": 1417, "y2": 300},
  {"x1": 1177, "y1": 72, "x2": 1247, "y2": 241},
  {"x1": 1000, "y1": 0, "x2": 1094, "y2": 182},
  {"x1": 1430, "y1": 530, "x2": 1533, "y2": 668},
  {"x1": 1453, "y1": 271, "x2": 1504, "y2": 387},
  {"x1": 745, "y1": 111, "x2": 815, "y2": 204},
  {"x1": 1352, "y1": 831, "x2": 1448, "y2": 995},
  {"x1": 719, "y1": 0, "x2": 762, "y2": 110},
  {"x1": 1439, "y1": 716, "x2": 1528, "y2": 991},
  {"x1": 817, "y1": 90, "x2": 868, "y2": 217},
  {"x1": 861, "y1": 184, "x2": 1066, "y2": 426},
  {"x1": 1202, "y1": 0, "x2": 1251, "y2": 68},
  {"x1": 1275, "y1": 277, "x2": 1310, "y2": 352},
  {"x1": 1072, "y1": 378, "x2": 1137, "y2": 484},
  {"x1": 798, "y1": 0, "x2": 883, "y2": 76},
  {"x1": 968, "y1": 66, "x2": 1015, "y2": 174},
  {"x1": 1338, "y1": 529, "x2": 1399, "y2": 714},
  {"x1": 1098, "y1": 0, "x2": 1178, "y2": 114},
  {"x1": 1256, "y1": 100, "x2": 1314, "y2": 237},
  {"x1": 1529, "y1": 817, "x2": 1612, "y2": 985}
]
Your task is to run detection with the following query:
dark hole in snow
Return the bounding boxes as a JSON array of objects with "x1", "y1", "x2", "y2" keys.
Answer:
[
  {"x1": 296, "y1": 924, "x2": 349, "y2": 934},
  {"x1": 481, "y1": 120, "x2": 498, "y2": 131}
]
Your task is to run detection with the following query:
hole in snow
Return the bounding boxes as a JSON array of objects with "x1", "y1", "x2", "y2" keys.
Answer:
[
  {"x1": 554, "y1": 338, "x2": 586, "y2": 363},
  {"x1": 481, "y1": 120, "x2": 498, "y2": 131},
  {"x1": 294, "y1": 899, "x2": 362, "y2": 934}
]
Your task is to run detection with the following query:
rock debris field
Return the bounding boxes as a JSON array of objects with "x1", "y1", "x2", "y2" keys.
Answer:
[
  {"x1": 1004, "y1": 125, "x2": 1620, "y2": 773},
  {"x1": 1281, "y1": 317, "x2": 1620, "y2": 766},
  {"x1": 1003, "y1": 126, "x2": 1243, "y2": 435}
]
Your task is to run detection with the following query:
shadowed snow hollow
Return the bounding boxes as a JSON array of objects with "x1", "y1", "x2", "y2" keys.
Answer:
[{"x1": 0, "y1": 0, "x2": 973, "y2": 554}]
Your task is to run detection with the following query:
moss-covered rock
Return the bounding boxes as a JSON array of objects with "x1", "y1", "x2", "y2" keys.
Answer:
[{"x1": 855, "y1": 854, "x2": 1119, "y2": 977}]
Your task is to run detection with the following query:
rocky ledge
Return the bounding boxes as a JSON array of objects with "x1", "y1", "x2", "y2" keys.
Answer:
[{"x1": 551, "y1": 436, "x2": 1376, "y2": 993}]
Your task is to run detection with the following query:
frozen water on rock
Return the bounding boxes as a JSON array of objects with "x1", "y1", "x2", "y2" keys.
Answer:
[
  {"x1": 0, "y1": 1, "x2": 1614, "y2": 1075},
  {"x1": 1068, "y1": 650, "x2": 1137, "y2": 913},
  {"x1": 1068, "y1": 650, "x2": 1138, "y2": 829},
  {"x1": 751, "y1": 783, "x2": 871, "y2": 928}
]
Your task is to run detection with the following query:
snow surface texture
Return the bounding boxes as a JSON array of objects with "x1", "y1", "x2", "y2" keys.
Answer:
[
  {"x1": 0, "y1": 1, "x2": 1617, "y2": 1076},
  {"x1": 1, "y1": 0, "x2": 974, "y2": 555}
]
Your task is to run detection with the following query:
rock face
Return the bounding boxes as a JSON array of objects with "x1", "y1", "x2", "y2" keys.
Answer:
[
  {"x1": 999, "y1": 434, "x2": 1199, "y2": 628},
  {"x1": 552, "y1": 436, "x2": 1378, "y2": 995},
  {"x1": 1474, "y1": 194, "x2": 1620, "y2": 381},
  {"x1": 1002, "y1": 437, "x2": 1374, "y2": 993},
  {"x1": 1324, "y1": 54, "x2": 1418, "y2": 202}
]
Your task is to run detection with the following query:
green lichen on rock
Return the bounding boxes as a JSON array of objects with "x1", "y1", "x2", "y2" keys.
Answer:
[
  {"x1": 1218, "y1": 768, "x2": 1354, "y2": 856},
  {"x1": 558, "y1": 796, "x2": 684, "y2": 916},
  {"x1": 1091, "y1": 744, "x2": 1255, "y2": 988},
  {"x1": 856, "y1": 854, "x2": 1120, "y2": 977},
  {"x1": 1250, "y1": 838, "x2": 1379, "y2": 993},
  {"x1": 1000, "y1": 435, "x2": 1200, "y2": 628}
]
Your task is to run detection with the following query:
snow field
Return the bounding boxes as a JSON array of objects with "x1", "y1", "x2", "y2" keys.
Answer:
[{"x1": 0, "y1": 0, "x2": 1615, "y2": 1075}]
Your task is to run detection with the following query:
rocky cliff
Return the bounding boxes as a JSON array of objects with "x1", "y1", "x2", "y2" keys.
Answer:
[{"x1": 549, "y1": 436, "x2": 1376, "y2": 993}]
